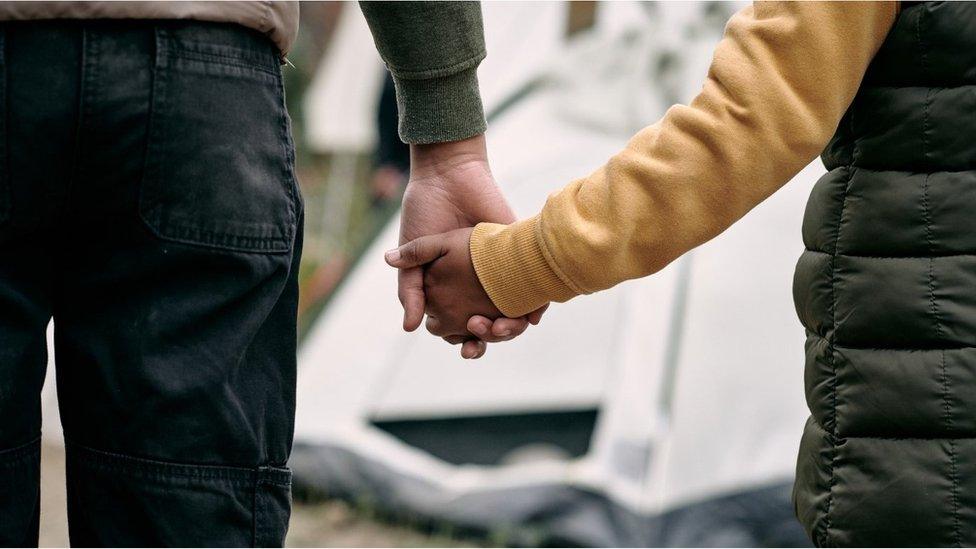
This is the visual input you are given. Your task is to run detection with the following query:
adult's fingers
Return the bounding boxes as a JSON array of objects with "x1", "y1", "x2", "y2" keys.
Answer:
[
  {"x1": 461, "y1": 338, "x2": 487, "y2": 359},
  {"x1": 526, "y1": 304, "x2": 549, "y2": 325},
  {"x1": 385, "y1": 235, "x2": 447, "y2": 269},
  {"x1": 398, "y1": 267, "x2": 425, "y2": 331}
]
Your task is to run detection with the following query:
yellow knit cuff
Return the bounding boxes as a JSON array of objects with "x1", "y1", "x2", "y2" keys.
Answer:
[{"x1": 469, "y1": 216, "x2": 578, "y2": 318}]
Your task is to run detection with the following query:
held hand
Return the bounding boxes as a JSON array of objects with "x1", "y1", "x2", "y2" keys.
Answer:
[
  {"x1": 398, "y1": 134, "x2": 544, "y2": 353},
  {"x1": 398, "y1": 135, "x2": 513, "y2": 330},
  {"x1": 386, "y1": 228, "x2": 509, "y2": 359}
]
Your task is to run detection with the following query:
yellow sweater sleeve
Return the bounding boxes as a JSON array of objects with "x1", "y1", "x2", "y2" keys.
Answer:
[{"x1": 470, "y1": 1, "x2": 898, "y2": 318}]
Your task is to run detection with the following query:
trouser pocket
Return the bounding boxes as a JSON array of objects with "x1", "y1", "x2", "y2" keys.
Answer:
[
  {"x1": 65, "y1": 443, "x2": 292, "y2": 547},
  {"x1": 139, "y1": 26, "x2": 299, "y2": 254}
]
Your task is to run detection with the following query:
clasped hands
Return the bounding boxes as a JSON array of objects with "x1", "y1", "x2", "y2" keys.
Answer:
[{"x1": 384, "y1": 134, "x2": 544, "y2": 359}]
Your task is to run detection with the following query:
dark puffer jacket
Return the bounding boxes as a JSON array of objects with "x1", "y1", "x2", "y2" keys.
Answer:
[{"x1": 792, "y1": 2, "x2": 976, "y2": 546}]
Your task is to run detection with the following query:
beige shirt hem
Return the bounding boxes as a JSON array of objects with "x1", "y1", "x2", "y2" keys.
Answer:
[{"x1": 0, "y1": 1, "x2": 299, "y2": 55}]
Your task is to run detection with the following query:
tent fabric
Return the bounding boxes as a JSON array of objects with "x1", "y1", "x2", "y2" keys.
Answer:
[{"x1": 291, "y1": 441, "x2": 808, "y2": 547}]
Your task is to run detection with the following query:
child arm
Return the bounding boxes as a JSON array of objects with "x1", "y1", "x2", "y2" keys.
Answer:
[{"x1": 471, "y1": 1, "x2": 898, "y2": 318}]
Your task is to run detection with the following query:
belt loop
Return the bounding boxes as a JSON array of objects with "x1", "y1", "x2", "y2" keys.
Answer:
[
  {"x1": 256, "y1": 465, "x2": 292, "y2": 487},
  {"x1": 153, "y1": 24, "x2": 164, "y2": 69},
  {"x1": 151, "y1": 23, "x2": 158, "y2": 68}
]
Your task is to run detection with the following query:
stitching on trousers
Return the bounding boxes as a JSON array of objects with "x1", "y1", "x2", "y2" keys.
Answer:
[
  {"x1": 0, "y1": 437, "x2": 41, "y2": 468},
  {"x1": 65, "y1": 441, "x2": 290, "y2": 486}
]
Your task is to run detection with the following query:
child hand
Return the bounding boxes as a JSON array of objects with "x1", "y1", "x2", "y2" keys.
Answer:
[{"x1": 385, "y1": 228, "x2": 506, "y2": 357}]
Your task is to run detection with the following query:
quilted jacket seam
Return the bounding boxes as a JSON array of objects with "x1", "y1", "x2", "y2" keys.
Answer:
[
  {"x1": 808, "y1": 333, "x2": 976, "y2": 352},
  {"x1": 845, "y1": 166, "x2": 976, "y2": 174},
  {"x1": 808, "y1": 418, "x2": 976, "y2": 441},
  {"x1": 804, "y1": 250, "x2": 976, "y2": 260},
  {"x1": 864, "y1": 84, "x2": 976, "y2": 89},
  {"x1": 917, "y1": 8, "x2": 962, "y2": 543},
  {"x1": 823, "y1": 162, "x2": 856, "y2": 546}
]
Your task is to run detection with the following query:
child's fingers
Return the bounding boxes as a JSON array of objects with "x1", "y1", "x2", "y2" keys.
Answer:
[
  {"x1": 467, "y1": 316, "x2": 529, "y2": 342},
  {"x1": 466, "y1": 316, "x2": 493, "y2": 339},
  {"x1": 491, "y1": 317, "x2": 528, "y2": 340},
  {"x1": 385, "y1": 235, "x2": 447, "y2": 269}
]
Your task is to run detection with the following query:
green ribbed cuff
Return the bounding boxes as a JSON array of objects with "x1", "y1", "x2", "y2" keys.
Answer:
[{"x1": 393, "y1": 66, "x2": 487, "y2": 145}]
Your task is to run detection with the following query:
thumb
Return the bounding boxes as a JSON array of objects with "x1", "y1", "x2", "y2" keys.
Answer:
[
  {"x1": 385, "y1": 235, "x2": 447, "y2": 269},
  {"x1": 398, "y1": 267, "x2": 425, "y2": 331}
]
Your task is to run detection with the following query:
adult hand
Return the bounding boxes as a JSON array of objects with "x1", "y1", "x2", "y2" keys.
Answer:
[{"x1": 398, "y1": 134, "x2": 545, "y2": 356}]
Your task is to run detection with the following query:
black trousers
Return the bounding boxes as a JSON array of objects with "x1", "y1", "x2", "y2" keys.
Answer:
[{"x1": 0, "y1": 20, "x2": 303, "y2": 547}]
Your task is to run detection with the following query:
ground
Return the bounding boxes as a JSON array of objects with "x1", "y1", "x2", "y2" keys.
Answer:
[{"x1": 38, "y1": 443, "x2": 478, "y2": 548}]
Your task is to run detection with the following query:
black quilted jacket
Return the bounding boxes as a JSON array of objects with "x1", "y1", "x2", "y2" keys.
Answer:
[{"x1": 792, "y1": 2, "x2": 976, "y2": 546}]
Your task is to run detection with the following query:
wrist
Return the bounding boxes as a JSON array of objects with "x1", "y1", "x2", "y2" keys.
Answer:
[
  {"x1": 470, "y1": 217, "x2": 577, "y2": 318},
  {"x1": 409, "y1": 134, "x2": 489, "y2": 181}
]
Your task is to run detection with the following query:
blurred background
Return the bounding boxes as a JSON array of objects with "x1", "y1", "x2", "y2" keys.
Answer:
[{"x1": 37, "y1": 2, "x2": 822, "y2": 546}]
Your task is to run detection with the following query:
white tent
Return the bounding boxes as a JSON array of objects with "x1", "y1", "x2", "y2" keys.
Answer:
[{"x1": 292, "y1": 2, "x2": 813, "y2": 546}]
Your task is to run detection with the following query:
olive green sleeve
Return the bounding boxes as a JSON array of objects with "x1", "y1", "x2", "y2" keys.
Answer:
[{"x1": 359, "y1": 1, "x2": 487, "y2": 144}]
